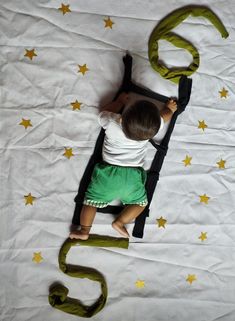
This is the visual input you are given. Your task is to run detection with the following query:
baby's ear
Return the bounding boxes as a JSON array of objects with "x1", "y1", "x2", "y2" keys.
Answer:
[{"x1": 119, "y1": 117, "x2": 122, "y2": 123}]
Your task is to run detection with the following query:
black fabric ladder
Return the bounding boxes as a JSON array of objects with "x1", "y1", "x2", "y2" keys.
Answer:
[{"x1": 72, "y1": 54, "x2": 192, "y2": 238}]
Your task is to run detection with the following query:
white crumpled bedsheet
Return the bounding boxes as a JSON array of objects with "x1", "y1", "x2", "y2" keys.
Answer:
[{"x1": 0, "y1": 0, "x2": 235, "y2": 320}]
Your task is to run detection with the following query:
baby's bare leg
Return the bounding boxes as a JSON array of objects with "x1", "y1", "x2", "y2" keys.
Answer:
[
  {"x1": 112, "y1": 205, "x2": 145, "y2": 238},
  {"x1": 69, "y1": 205, "x2": 96, "y2": 240}
]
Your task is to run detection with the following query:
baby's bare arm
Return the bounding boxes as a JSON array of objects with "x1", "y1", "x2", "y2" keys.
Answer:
[
  {"x1": 160, "y1": 99, "x2": 177, "y2": 122},
  {"x1": 100, "y1": 92, "x2": 129, "y2": 113}
]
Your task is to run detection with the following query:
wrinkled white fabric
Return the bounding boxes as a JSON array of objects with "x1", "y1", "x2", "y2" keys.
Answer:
[{"x1": 0, "y1": 1, "x2": 235, "y2": 321}]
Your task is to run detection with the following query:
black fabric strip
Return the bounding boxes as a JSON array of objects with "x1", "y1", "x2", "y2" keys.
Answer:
[
  {"x1": 132, "y1": 76, "x2": 192, "y2": 238},
  {"x1": 72, "y1": 54, "x2": 133, "y2": 225}
]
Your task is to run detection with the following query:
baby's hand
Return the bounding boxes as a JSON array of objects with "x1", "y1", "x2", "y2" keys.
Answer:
[
  {"x1": 117, "y1": 92, "x2": 129, "y2": 105},
  {"x1": 166, "y1": 99, "x2": 177, "y2": 112}
]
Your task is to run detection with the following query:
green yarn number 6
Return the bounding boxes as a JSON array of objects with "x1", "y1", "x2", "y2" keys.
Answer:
[
  {"x1": 148, "y1": 6, "x2": 229, "y2": 83},
  {"x1": 48, "y1": 235, "x2": 129, "y2": 318}
]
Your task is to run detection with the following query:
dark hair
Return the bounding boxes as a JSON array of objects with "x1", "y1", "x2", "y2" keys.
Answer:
[{"x1": 121, "y1": 100, "x2": 161, "y2": 141}]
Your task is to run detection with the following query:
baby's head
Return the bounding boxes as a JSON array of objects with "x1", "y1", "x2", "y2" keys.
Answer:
[{"x1": 121, "y1": 100, "x2": 161, "y2": 141}]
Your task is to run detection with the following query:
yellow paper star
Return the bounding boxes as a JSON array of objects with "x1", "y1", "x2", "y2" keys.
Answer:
[
  {"x1": 186, "y1": 274, "x2": 197, "y2": 284},
  {"x1": 24, "y1": 193, "x2": 36, "y2": 205},
  {"x1": 198, "y1": 120, "x2": 208, "y2": 131},
  {"x1": 32, "y1": 252, "x2": 43, "y2": 264},
  {"x1": 199, "y1": 232, "x2": 207, "y2": 242},
  {"x1": 219, "y1": 87, "x2": 228, "y2": 98},
  {"x1": 19, "y1": 118, "x2": 33, "y2": 129},
  {"x1": 182, "y1": 155, "x2": 192, "y2": 167},
  {"x1": 24, "y1": 49, "x2": 37, "y2": 60},
  {"x1": 156, "y1": 216, "x2": 167, "y2": 228},
  {"x1": 104, "y1": 17, "x2": 114, "y2": 29},
  {"x1": 217, "y1": 159, "x2": 226, "y2": 169},
  {"x1": 199, "y1": 194, "x2": 210, "y2": 204},
  {"x1": 78, "y1": 64, "x2": 89, "y2": 75},
  {"x1": 71, "y1": 100, "x2": 82, "y2": 111},
  {"x1": 58, "y1": 3, "x2": 71, "y2": 15},
  {"x1": 63, "y1": 147, "x2": 74, "y2": 159},
  {"x1": 135, "y1": 280, "x2": 145, "y2": 288}
]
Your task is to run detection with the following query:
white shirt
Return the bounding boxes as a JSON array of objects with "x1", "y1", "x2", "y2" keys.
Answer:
[{"x1": 98, "y1": 111, "x2": 164, "y2": 167}]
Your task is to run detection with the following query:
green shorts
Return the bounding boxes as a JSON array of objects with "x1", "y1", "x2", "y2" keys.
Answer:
[{"x1": 84, "y1": 162, "x2": 148, "y2": 208}]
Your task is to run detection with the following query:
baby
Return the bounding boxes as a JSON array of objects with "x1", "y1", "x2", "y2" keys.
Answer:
[{"x1": 69, "y1": 93, "x2": 177, "y2": 239}]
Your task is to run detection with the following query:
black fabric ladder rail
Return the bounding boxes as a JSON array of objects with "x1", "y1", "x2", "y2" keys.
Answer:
[{"x1": 72, "y1": 54, "x2": 192, "y2": 238}]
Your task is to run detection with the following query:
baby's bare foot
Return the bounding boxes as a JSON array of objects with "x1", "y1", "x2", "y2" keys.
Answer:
[
  {"x1": 69, "y1": 230, "x2": 89, "y2": 240},
  {"x1": 112, "y1": 220, "x2": 129, "y2": 238}
]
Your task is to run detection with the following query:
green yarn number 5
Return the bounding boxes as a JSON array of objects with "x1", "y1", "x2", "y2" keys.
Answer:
[
  {"x1": 148, "y1": 6, "x2": 229, "y2": 83},
  {"x1": 48, "y1": 235, "x2": 129, "y2": 318}
]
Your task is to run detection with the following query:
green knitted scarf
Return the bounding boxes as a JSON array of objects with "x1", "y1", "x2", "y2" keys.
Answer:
[
  {"x1": 48, "y1": 234, "x2": 129, "y2": 318},
  {"x1": 149, "y1": 6, "x2": 229, "y2": 83}
]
